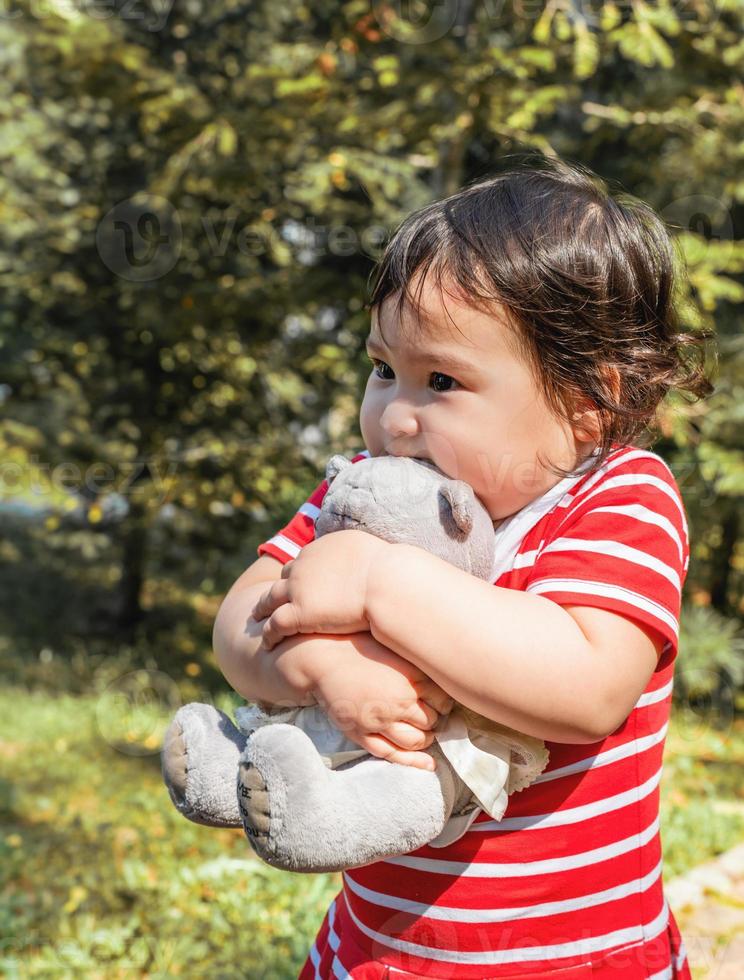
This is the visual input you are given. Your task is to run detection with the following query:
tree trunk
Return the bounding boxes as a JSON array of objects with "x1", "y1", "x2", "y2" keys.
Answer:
[
  {"x1": 117, "y1": 503, "x2": 148, "y2": 634},
  {"x1": 430, "y1": 0, "x2": 475, "y2": 199}
]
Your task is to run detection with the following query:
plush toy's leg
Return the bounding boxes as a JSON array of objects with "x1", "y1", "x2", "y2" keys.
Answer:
[
  {"x1": 161, "y1": 703, "x2": 247, "y2": 828},
  {"x1": 237, "y1": 724, "x2": 467, "y2": 873}
]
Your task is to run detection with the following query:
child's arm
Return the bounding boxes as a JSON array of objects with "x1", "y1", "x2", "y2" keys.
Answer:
[
  {"x1": 251, "y1": 455, "x2": 684, "y2": 748},
  {"x1": 364, "y1": 544, "x2": 664, "y2": 745},
  {"x1": 252, "y1": 530, "x2": 664, "y2": 746},
  {"x1": 212, "y1": 556, "x2": 454, "y2": 768},
  {"x1": 213, "y1": 582, "x2": 309, "y2": 708},
  {"x1": 212, "y1": 556, "x2": 311, "y2": 707},
  {"x1": 212, "y1": 557, "x2": 342, "y2": 710}
]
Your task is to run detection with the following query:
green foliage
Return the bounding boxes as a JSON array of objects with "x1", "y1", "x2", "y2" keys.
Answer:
[
  {"x1": 660, "y1": 797, "x2": 744, "y2": 880},
  {"x1": 0, "y1": 686, "x2": 340, "y2": 978},
  {"x1": 676, "y1": 603, "x2": 744, "y2": 701},
  {"x1": 661, "y1": 715, "x2": 744, "y2": 877},
  {"x1": 0, "y1": 0, "x2": 742, "y2": 634}
]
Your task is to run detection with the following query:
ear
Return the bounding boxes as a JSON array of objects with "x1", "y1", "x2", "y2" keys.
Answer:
[
  {"x1": 570, "y1": 403, "x2": 602, "y2": 442},
  {"x1": 439, "y1": 481, "x2": 475, "y2": 535},
  {"x1": 569, "y1": 366, "x2": 621, "y2": 442},
  {"x1": 325, "y1": 454, "x2": 352, "y2": 484}
]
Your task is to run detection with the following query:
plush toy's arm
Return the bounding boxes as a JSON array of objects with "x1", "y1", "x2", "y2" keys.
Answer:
[
  {"x1": 236, "y1": 722, "x2": 473, "y2": 872},
  {"x1": 161, "y1": 703, "x2": 248, "y2": 828}
]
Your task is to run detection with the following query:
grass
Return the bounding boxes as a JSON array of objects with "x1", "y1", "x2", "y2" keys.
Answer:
[
  {"x1": 1, "y1": 681, "x2": 742, "y2": 978},
  {"x1": 0, "y1": 686, "x2": 340, "y2": 979},
  {"x1": 661, "y1": 708, "x2": 744, "y2": 878},
  {"x1": 1, "y1": 517, "x2": 742, "y2": 975}
]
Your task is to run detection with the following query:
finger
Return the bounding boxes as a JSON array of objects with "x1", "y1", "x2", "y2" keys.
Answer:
[
  {"x1": 398, "y1": 699, "x2": 439, "y2": 730},
  {"x1": 354, "y1": 733, "x2": 435, "y2": 772},
  {"x1": 248, "y1": 588, "x2": 269, "y2": 622},
  {"x1": 280, "y1": 560, "x2": 295, "y2": 579},
  {"x1": 251, "y1": 580, "x2": 290, "y2": 621},
  {"x1": 381, "y1": 722, "x2": 435, "y2": 751},
  {"x1": 261, "y1": 603, "x2": 302, "y2": 650},
  {"x1": 416, "y1": 681, "x2": 456, "y2": 716},
  {"x1": 356, "y1": 733, "x2": 436, "y2": 771}
]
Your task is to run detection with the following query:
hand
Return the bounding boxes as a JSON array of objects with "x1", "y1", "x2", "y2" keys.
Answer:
[
  {"x1": 292, "y1": 631, "x2": 455, "y2": 770},
  {"x1": 250, "y1": 530, "x2": 390, "y2": 650}
]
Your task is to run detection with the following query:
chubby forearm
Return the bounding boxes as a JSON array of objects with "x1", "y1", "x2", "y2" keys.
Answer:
[
  {"x1": 366, "y1": 544, "x2": 605, "y2": 744},
  {"x1": 212, "y1": 583, "x2": 315, "y2": 707}
]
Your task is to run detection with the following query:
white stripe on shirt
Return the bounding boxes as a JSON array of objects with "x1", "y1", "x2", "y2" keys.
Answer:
[
  {"x1": 535, "y1": 720, "x2": 668, "y2": 784},
  {"x1": 559, "y1": 471, "x2": 688, "y2": 540},
  {"x1": 262, "y1": 532, "x2": 301, "y2": 558},
  {"x1": 538, "y1": 537, "x2": 682, "y2": 591},
  {"x1": 342, "y1": 888, "x2": 671, "y2": 966},
  {"x1": 311, "y1": 899, "x2": 350, "y2": 979},
  {"x1": 381, "y1": 813, "x2": 660, "y2": 877},
  {"x1": 637, "y1": 677, "x2": 674, "y2": 707},
  {"x1": 344, "y1": 857, "x2": 663, "y2": 924},
  {"x1": 469, "y1": 764, "x2": 662, "y2": 832},
  {"x1": 559, "y1": 448, "x2": 682, "y2": 516},
  {"x1": 584, "y1": 503, "x2": 685, "y2": 562},
  {"x1": 525, "y1": 578, "x2": 679, "y2": 637}
]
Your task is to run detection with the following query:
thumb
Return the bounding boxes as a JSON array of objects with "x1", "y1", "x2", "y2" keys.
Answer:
[{"x1": 417, "y1": 680, "x2": 455, "y2": 716}]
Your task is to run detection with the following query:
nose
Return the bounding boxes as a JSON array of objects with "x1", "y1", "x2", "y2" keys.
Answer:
[{"x1": 379, "y1": 393, "x2": 420, "y2": 440}]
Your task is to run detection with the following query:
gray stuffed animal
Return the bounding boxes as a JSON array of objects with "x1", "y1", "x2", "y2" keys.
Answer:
[{"x1": 161, "y1": 454, "x2": 548, "y2": 873}]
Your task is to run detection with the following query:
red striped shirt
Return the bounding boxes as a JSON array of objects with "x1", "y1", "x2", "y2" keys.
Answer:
[{"x1": 258, "y1": 443, "x2": 691, "y2": 979}]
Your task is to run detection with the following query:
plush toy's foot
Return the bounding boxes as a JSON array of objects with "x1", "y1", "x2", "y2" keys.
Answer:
[
  {"x1": 237, "y1": 724, "x2": 463, "y2": 873},
  {"x1": 161, "y1": 702, "x2": 247, "y2": 828}
]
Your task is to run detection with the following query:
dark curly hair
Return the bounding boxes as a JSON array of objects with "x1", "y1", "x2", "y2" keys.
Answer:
[{"x1": 364, "y1": 154, "x2": 716, "y2": 480}]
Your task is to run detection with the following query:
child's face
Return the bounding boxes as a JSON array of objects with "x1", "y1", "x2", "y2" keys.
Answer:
[{"x1": 360, "y1": 272, "x2": 598, "y2": 525}]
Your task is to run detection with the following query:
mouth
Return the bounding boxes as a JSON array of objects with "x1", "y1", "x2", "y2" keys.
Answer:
[{"x1": 383, "y1": 451, "x2": 432, "y2": 463}]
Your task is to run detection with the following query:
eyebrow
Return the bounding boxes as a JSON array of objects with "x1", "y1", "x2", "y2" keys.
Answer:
[{"x1": 365, "y1": 333, "x2": 480, "y2": 377}]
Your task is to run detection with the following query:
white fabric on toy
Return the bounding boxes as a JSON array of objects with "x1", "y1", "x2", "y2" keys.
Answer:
[{"x1": 426, "y1": 706, "x2": 549, "y2": 846}]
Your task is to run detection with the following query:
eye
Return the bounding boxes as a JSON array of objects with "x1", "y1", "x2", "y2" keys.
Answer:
[
  {"x1": 369, "y1": 358, "x2": 459, "y2": 392},
  {"x1": 370, "y1": 358, "x2": 394, "y2": 381},
  {"x1": 430, "y1": 372, "x2": 458, "y2": 392}
]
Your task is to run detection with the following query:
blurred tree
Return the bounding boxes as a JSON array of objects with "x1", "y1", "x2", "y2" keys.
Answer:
[
  {"x1": 0, "y1": 1, "x2": 434, "y2": 633},
  {"x1": 0, "y1": 0, "x2": 741, "y2": 658}
]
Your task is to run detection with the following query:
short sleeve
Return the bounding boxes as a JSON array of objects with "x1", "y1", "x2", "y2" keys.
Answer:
[
  {"x1": 256, "y1": 451, "x2": 369, "y2": 565},
  {"x1": 523, "y1": 453, "x2": 690, "y2": 659}
]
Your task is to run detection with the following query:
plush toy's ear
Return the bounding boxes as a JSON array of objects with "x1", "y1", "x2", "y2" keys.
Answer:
[
  {"x1": 325, "y1": 454, "x2": 352, "y2": 484},
  {"x1": 439, "y1": 481, "x2": 476, "y2": 535}
]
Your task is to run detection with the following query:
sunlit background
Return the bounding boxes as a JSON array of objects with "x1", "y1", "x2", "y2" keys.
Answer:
[{"x1": 1, "y1": 1, "x2": 743, "y2": 976}]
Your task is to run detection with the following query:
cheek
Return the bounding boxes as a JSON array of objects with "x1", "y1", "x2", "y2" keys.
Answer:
[{"x1": 359, "y1": 384, "x2": 380, "y2": 445}]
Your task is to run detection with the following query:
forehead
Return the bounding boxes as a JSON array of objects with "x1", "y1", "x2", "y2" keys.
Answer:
[{"x1": 370, "y1": 269, "x2": 519, "y2": 362}]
